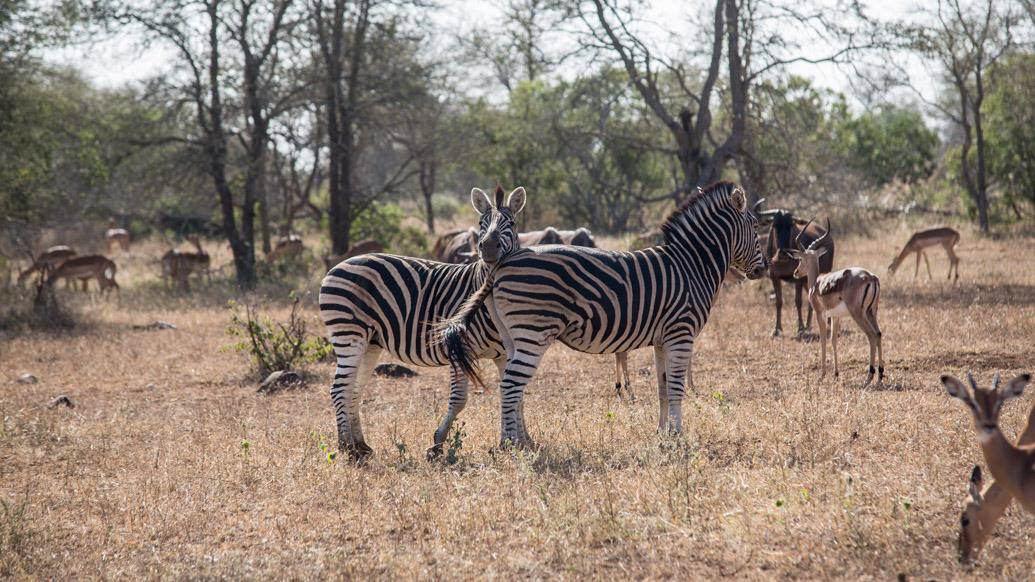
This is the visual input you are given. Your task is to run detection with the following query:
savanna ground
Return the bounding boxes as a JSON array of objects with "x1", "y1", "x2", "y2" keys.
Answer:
[{"x1": 2, "y1": 224, "x2": 1035, "y2": 579}]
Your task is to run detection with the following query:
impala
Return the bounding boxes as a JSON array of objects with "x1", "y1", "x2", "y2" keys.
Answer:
[
  {"x1": 268, "y1": 234, "x2": 304, "y2": 263},
  {"x1": 791, "y1": 222, "x2": 883, "y2": 385},
  {"x1": 47, "y1": 255, "x2": 119, "y2": 294},
  {"x1": 888, "y1": 226, "x2": 960, "y2": 282},
  {"x1": 945, "y1": 372, "x2": 1035, "y2": 563},
  {"x1": 105, "y1": 222, "x2": 131, "y2": 254},
  {"x1": 18, "y1": 246, "x2": 77, "y2": 286}
]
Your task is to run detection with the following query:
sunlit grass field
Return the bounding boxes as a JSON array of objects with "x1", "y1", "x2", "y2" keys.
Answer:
[{"x1": 3, "y1": 225, "x2": 1035, "y2": 579}]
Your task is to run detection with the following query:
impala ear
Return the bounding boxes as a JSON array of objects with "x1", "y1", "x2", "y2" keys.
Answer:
[
  {"x1": 471, "y1": 188, "x2": 492, "y2": 214},
  {"x1": 813, "y1": 247, "x2": 828, "y2": 259},
  {"x1": 1002, "y1": 373, "x2": 1032, "y2": 401},
  {"x1": 968, "y1": 465, "x2": 983, "y2": 503},
  {"x1": 942, "y1": 374, "x2": 977, "y2": 411},
  {"x1": 506, "y1": 187, "x2": 526, "y2": 214},
  {"x1": 730, "y1": 187, "x2": 747, "y2": 211},
  {"x1": 789, "y1": 249, "x2": 803, "y2": 260}
]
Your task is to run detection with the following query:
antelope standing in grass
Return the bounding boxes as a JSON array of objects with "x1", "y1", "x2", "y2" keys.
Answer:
[
  {"x1": 47, "y1": 255, "x2": 119, "y2": 294},
  {"x1": 105, "y1": 221, "x2": 131, "y2": 254},
  {"x1": 791, "y1": 222, "x2": 883, "y2": 385},
  {"x1": 168, "y1": 236, "x2": 210, "y2": 291},
  {"x1": 944, "y1": 372, "x2": 1035, "y2": 562},
  {"x1": 268, "y1": 234, "x2": 305, "y2": 263},
  {"x1": 756, "y1": 200, "x2": 836, "y2": 337},
  {"x1": 18, "y1": 246, "x2": 77, "y2": 286},
  {"x1": 888, "y1": 226, "x2": 960, "y2": 282}
]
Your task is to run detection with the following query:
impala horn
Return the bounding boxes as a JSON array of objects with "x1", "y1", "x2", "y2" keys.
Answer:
[{"x1": 795, "y1": 218, "x2": 814, "y2": 251}]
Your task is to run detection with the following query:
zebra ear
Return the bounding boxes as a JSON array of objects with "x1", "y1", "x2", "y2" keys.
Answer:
[
  {"x1": 506, "y1": 187, "x2": 526, "y2": 214},
  {"x1": 471, "y1": 188, "x2": 492, "y2": 214},
  {"x1": 730, "y1": 187, "x2": 747, "y2": 211}
]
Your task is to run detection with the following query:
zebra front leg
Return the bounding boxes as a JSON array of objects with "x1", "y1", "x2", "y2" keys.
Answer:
[
  {"x1": 654, "y1": 345, "x2": 668, "y2": 431},
  {"x1": 663, "y1": 340, "x2": 693, "y2": 434},
  {"x1": 428, "y1": 365, "x2": 470, "y2": 460}
]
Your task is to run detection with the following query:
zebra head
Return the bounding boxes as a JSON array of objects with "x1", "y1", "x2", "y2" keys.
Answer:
[
  {"x1": 470, "y1": 185, "x2": 526, "y2": 264},
  {"x1": 726, "y1": 185, "x2": 769, "y2": 280}
]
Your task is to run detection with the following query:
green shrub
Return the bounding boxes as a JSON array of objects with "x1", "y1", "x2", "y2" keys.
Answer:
[
  {"x1": 352, "y1": 201, "x2": 429, "y2": 256},
  {"x1": 225, "y1": 295, "x2": 331, "y2": 375},
  {"x1": 430, "y1": 193, "x2": 461, "y2": 222}
]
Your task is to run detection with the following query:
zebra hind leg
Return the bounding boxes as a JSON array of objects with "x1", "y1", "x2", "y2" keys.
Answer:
[
  {"x1": 428, "y1": 364, "x2": 470, "y2": 460},
  {"x1": 330, "y1": 340, "x2": 380, "y2": 461},
  {"x1": 663, "y1": 341, "x2": 693, "y2": 434}
]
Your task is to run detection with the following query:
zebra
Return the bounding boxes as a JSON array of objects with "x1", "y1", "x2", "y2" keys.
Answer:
[
  {"x1": 318, "y1": 185, "x2": 526, "y2": 461},
  {"x1": 443, "y1": 181, "x2": 768, "y2": 448}
]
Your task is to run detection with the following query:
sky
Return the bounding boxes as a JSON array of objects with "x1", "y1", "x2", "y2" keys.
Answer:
[{"x1": 44, "y1": 0, "x2": 939, "y2": 110}]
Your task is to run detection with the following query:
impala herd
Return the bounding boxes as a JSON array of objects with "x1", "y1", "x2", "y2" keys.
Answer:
[{"x1": 21, "y1": 195, "x2": 1024, "y2": 564}]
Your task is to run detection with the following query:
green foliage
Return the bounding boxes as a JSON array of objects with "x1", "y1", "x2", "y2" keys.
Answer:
[
  {"x1": 842, "y1": 105, "x2": 938, "y2": 186},
  {"x1": 225, "y1": 295, "x2": 332, "y2": 376},
  {"x1": 986, "y1": 54, "x2": 1035, "y2": 216},
  {"x1": 429, "y1": 193, "x2": 461, "y2": 222},
  {"x1": 351, "y1": 201, "x2": 428, "y2": 256}
]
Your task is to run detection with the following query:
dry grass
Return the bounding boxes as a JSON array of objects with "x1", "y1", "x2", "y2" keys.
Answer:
[{"x1": 3, "y1": 224, "x2": 1035, "y2": 579}]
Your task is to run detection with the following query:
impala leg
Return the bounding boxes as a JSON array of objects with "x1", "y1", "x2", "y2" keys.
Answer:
[
  {"x1": 429, "y1": 364, "x2": 471, "y2": 460},
  {"x1": 849, "y1": 308, "x2": 877, "y2": 386},
  {"x1": 794, "y1": 280, "x2": 806, "y2": 334},
  {"x1": 613, "y1": 352, "x2": 625, "y2": 398},
  {"x1": 831, "y1": 317, "x2": 840, "y2": 379},
  {"x1": 923, "y1": 251, "x2": 933, "y2": 280},
  {"x1": 772, "y1": 277, "x2": 783, "y2": 337},
  {"x1": 662, "y1": 339, "x2": 693, "y2": 435},
  {"x1": 914, "y1": 251, "x2": 921, "y2": 279},
  {"x1": 654, "y1": 345, "x2": 668, "y2": 431},
  {"x1": 817, "y1": 315, "x2": 828, "y2": 378}
]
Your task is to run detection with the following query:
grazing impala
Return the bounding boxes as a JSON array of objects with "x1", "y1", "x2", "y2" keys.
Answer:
[
  {"x1": 268, "y1": 234, "x2": 304, "y2": 263},
  {"x1": 791, "y1": 222, "x2": 883, "y2": 385},
  {"x1": 944, "y1": 372, "x2": 1035, "y2": 562},
  {"x1": 17, "y1": 246, "x2": 77, "y2": 286},
  {"x1": 168, "y1": 236, "x2": 210, "y2": 291},
  {"x1": 47, "y1": 255, "x2": 119, "y2": 294},
  {"x1": 105, "y1": 221, "x2": 131, "y2": 254},
  {"x1": 888, "y1": 226, "x2": 960, "y2": 282}
]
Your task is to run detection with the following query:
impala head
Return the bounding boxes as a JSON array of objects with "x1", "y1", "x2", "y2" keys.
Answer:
[
  {"x1": 958, "y1": 464, "x2": 988, "y2": 563},
  {"x1": 943, "y1": 372, "x2": 1032, "y2": 440},
  {"x1": 470, "y1": 184, "x2": 525, "y2": 264},
  {"x1": 790, "y1": 219, "x2": 829, "y2": 280}
]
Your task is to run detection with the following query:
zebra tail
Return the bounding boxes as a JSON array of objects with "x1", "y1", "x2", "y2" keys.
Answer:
[{"x1": 440, "y1": 267, "x2": 497, "y2": 390}]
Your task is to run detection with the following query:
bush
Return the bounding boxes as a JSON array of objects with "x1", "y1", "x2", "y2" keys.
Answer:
[
  {"x1": 430, "y1": 193, "x2": 461, "y2": 222},
  {"x1": 225, "y1": 295, "x2": 331, "y2": 376},
  {"x1": 352, "y1": 201, "x2": 429, "y2": 256}
]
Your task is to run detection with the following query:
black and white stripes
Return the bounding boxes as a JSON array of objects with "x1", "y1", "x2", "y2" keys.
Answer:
[
  {"x1": 319, "y1": 186, "x2": 526, "y2": 459},
  {"x1": 443, "y1": 182, "x2": 768, "y2": 447}
]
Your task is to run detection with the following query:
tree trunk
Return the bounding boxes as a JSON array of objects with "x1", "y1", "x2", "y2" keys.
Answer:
[
  {"x1": 973, "y1": 65, "x2": 990, "y2": 233},
  {"x1": 420, "y1": 160, "x2": 435, "y2": 233}
]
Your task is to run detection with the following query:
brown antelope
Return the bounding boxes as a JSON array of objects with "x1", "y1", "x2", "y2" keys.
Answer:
[
  {"x1": 268, "y1": 234, "x2": 305, "y2": 263},
  {"x1": 47, "y1": 255, "x2": 119, "y2": 294},
  {"x1": 17, "y1": 246, "x2": 77, "y2": 286},
  {"x1": 944, "y1": 372, "x2": 1035, "y2": 562},
  {"x1": 791, "y1": 222, "x2": 883, "y2": 385},
  {"x1": 105, "y1": 221, "x2": 131, "y2": 254},
  {"x1": 888, "y1": 226, "x2": 961, "y2": 282},
  {"x1": 756, "y1": 200, "x2": 836, "y2": 337},
  {"x1": 168, "y1": 236, "x2": 210, "y2": 291}
]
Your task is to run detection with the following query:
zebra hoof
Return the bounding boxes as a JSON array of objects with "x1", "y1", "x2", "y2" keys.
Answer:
[
  {"x1": 426, "y1": 443, "x2": 444, "y2": 461},
  {"x1": 342, "y1": 441, "x2": 374, "y2": 462}
]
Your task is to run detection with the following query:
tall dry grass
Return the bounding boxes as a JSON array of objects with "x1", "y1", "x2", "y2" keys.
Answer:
[{"x1": 2, "y1": 224, "x2": 1035, "y2": 579}]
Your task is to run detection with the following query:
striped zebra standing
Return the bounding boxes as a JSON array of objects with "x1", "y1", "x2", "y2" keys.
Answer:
[
  {"x1": 443, "y1": 181, "x2": 768, "y2": 448},
  {"x1": 319, "y1": 185, "x2": 526, "y2": 460}
]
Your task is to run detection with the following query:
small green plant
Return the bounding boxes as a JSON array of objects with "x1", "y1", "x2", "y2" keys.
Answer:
[
  {"x1": 226, "y1": 294, "x2": 332, "y2": 376},
  {"x1": 445, "y1": 422, "x2": 466, "y2": 465},
  {"x1": 240, "y1": 439, "x2": 251, "y2": 459}
]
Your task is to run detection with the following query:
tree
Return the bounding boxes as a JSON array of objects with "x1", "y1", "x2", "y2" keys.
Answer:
[
  {"x1": 843, "y1": 105, "x2": 939, "y2": 187},
  {"x1": 109, "y1": 0, "x2": 302, "y2": 287},
  {"x1": 908, "y1": 0, "x2": 1018, "y2": 232},
  {"x1": 985, "y1": 54, "x2": 1035, "y2": 217}
]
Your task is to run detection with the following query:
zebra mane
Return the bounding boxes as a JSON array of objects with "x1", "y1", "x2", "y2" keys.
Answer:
[{"x1": 660, "y1": 181, "x2": 741, "y2": 245}]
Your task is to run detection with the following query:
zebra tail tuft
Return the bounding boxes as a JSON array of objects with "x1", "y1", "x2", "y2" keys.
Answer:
[{"x1": 440, "y1": 265, "x2": 497, "y2": 390}]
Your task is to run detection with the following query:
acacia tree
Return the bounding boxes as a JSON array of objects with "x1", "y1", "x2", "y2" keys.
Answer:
[
  {"x1": 109, "y1": 0, "x2": 301, "y2": 287},
  {"x1": 581, "y1": 0, "x2": 876, "y2": 203},
  {"x1": 909, "y1": 0, "x2": 1017, "y2": 232}
]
